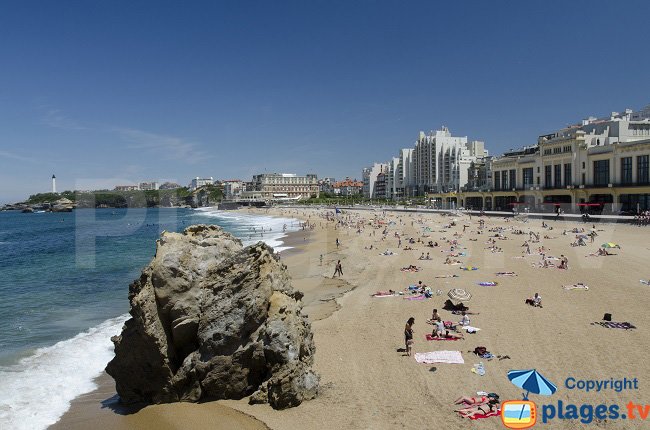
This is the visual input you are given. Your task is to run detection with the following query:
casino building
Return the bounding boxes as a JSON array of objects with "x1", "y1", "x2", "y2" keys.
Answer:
[{"x1": 433, "y1": 106, "x2": 650, "y2": 213}]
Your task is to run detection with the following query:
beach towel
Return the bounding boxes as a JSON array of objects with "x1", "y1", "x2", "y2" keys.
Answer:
[
  {"x1": 562, "y1": 284, "x2": 589, "y2": 290},
  {"x1": 414, "y1": 350, "x2": 464, "y2": 364},
  {"x1": 496, "y1": 272, "x2": 517, "y2": 277},
  {"x1": 425, "y1": 334, "x2": 460, "y2": 341},
  {"x1": 435, "y1": 275, "x2": 459, "y2": 278},
  {"x1": 465, "y1": 409, "x2": 501, "y2": 420},
  {"x1": 460, "y1": 266, "x2": 479, "y2": 271},
  {"x1": 592, "y1": 321, "x2": 636, "y2": 330},
  {"x1": 372, "y1": 293, "x2": 399, "y2": 298},
  {"x1": 477, "y1": 281, "x2": 498, "y2": 287},
  {"x1": 404, "y1": 294, "x2": 426, "y2": 301},
  {"x1": 462, "y1": 326, "x2": 481, "y2": 332}
]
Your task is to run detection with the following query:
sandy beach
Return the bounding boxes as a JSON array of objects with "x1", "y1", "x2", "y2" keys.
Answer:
[{"x1": 54, "y1": 207, "x2": 650, "y2": 429}]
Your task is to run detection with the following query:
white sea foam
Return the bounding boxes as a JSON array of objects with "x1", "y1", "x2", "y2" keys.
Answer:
[
  {"x1": 0, "y1": 314, "x2": 129, "y2": 430},
  {"x1": 192, "y1": 207, "x2": 301, "y2": 252}
]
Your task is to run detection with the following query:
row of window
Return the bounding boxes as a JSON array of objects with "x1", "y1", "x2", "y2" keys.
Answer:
[{"x1": 542, "y1": 145, "x2": 572, "y2": 156}]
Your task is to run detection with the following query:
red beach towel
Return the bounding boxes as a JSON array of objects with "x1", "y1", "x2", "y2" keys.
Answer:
[{"x1": 466, "y1": 409, "x2": 501, "y2": 420}]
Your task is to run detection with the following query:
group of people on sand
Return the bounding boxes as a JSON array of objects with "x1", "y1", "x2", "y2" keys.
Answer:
[{"x1": 418, "y1": 252, "x2": 432, "y2": 260}]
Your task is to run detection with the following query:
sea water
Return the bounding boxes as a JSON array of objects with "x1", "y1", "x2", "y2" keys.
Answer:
[{"x1": 0, "y1": 207, "x2": 299, "y2": 430}]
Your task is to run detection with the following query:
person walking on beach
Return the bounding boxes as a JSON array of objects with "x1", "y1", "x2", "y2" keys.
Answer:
[
  {"x1": 336, "y1": 238, "x2": 339, "y2": 249},
  {"x1": 404, "y1": 317, "x2": 415, "y2": 356},
  {"x1": 333, "y1": 260, "x2": 343, "y2": 277}
]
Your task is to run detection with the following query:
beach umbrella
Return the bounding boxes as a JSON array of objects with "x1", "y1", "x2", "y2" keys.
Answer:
[
  {"x1": 601, "y1": 242, "x2": 620, "y2": 249},
  {"x1": 508, "y1": 369, "x2": 557, "y2": 399},
  {"x1": 508, "y1": 369, "x2": 557, "y2": 419},
  {"x1": 448, "y1": 288, "x2": 471, "y2": 301}
]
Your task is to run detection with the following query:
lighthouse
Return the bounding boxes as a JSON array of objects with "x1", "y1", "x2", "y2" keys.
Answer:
[{"x1": 52, "y1": 175, "x2": 56, "y2": 193}]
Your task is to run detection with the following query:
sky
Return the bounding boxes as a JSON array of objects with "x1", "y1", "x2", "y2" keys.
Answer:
[{"x1": 1, "y1": 0, "x2": 649, "y2": 203}]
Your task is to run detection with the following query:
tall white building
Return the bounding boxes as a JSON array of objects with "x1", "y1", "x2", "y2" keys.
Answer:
[
  {"x1": 413, "y1": 127, "x2": 487, "y2": 194},
  {"x1": 362, "y1": 162, "x2": 389, "y2": 198}
]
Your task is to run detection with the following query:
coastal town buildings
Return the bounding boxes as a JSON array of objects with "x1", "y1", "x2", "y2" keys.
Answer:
[
  {"x1": 114, "y1": 185, "x2": 139, "y2": 191},
  {"x1": 138, "y1": 181, "x2": 159, "y2": 191},
  {"x1": 333, "y1": 178, "x2": 363, "y2": 196},
  {"x1": 361, "y1": 127, "x2": 488, "y2": 200}
]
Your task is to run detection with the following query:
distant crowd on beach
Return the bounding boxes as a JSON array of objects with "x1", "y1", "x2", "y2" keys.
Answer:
[{"x1": 633, "y1": 211, "x2": 650, "y2": 226}]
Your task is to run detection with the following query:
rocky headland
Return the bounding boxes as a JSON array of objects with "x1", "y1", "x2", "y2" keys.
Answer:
[{"x1": 106, "y1": 224, "x2": 319, "y2": 409}]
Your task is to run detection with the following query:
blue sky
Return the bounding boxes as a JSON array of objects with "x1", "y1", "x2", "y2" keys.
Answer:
[{"x1": 1, "y1": 1, "x2": 649, "y2": 203}]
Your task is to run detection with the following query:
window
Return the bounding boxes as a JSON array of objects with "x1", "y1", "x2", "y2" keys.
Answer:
[
  {"x1": 523, "y1": 168, "x2": 534, "y2": 188},
  {"x1": 509, "y1": 169, "x2": 516, "y2": 189},
  {"x1": 545, "y1": 165, "x2": 552, "y2": 188},
  {"x1": 582, "y1": 173, "x2": 586, "y2": 186},
  {"x1": 582, "y1": 162, "x2": 585, "y2": 169},
  {"x1": 554, "y1": 164, "x2": 562, "y2": 188},
  {"x1": 638, "y1": 155, "x2": 649, "y2": 185},
  {"x1": 502, "y1": 171, "x2": 508, "y2": 189},
  {"x1": 564, "y1": 163, "x2": 572, "y2": 187},
  {"x1": 593, "y1": 160, "x2": 610, "y2": 186},
  {"x1": 544, "y1": 149, "x2": 551, "y2": 155},
  {"x1": 494, "y1": 172, "x2": 500, "y2": 191},
  {"x1": 621, "y1": 157, "x2": 633, "y2": 185}
]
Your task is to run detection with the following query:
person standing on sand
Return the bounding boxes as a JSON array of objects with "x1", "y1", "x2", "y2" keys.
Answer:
[
  {"x1": 404, "y1": 317, "x2": 415, "y2": 356},
  {"x1": 336, "y1": 238, "x2": 339, "y2": 249},
  {"x1": 333, "y1": 260, "x2": 343, "y2": 277}
]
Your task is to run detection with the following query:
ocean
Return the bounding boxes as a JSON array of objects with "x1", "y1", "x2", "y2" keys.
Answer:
[{"x1": 0, "y1": 207, "x2": 299, "y2": 430}]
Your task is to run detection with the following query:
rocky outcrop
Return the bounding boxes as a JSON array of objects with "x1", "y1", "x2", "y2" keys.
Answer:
[{"x1": 106, "y1": 225, "x2": 318, "y2": 409}]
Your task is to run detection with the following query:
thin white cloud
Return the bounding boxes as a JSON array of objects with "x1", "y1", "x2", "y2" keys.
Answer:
[
  {"x1": 113, "y1": 127, "x2": 210, "y2": 164},
  {"x1": 0, "y1": 150, "x2": 37, "y2": 163},
  {"x1": 42, "y1": 109, "x2": 87, "y2": 130}
]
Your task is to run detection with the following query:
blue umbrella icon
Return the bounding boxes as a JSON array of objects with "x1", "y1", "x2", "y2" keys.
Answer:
[{"x1": 508, "y1": 369, "x2": 557, "y2": 419}]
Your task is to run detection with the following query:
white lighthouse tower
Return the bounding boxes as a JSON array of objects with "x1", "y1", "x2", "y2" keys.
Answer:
[{"x1": 52, "y1": 174, "x2": 56, "y2": 193}]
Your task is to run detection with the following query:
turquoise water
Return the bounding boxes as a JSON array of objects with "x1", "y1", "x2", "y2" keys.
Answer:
[{"x1": 0, "y1": 207, "x2": 298, "y2": 429}]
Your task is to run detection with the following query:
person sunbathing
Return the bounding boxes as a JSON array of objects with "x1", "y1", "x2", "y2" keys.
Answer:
[
  {"x1": 454, "y1": 393, "x2": 499, "y2": 406},
  {"x1": 456, "y1": 400, "x2": 499, "y2": 418},
  {"x1": 496, "y1": 271, "x2": 517, "y2": 276}
]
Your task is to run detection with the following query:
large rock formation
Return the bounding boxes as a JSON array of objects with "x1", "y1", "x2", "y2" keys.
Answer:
[{"x1": 106, "y1": 225, "x2": 319, "y2": 409}]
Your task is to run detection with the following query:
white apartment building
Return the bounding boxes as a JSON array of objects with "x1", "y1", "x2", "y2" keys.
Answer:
[
  {"x1": 139, "y1": 181, "x2": 159, "y2": 191},
  {"x1": 223, "y1": 180, "x2": 244, "y2": 200},
  {"x1": 362, "y1": 162, "x2": 389, "y2": 198},
  {"x1": 413, "y1": 127, "x2": 488, "y2": 194},
  {"x1": 251, "y1": 173, "x2": 319, "y2": 199},
  {"x1": 189, "y1": 177, "x2": 214, "y2": 191}
]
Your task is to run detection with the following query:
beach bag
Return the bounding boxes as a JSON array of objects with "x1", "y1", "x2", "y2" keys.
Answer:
[
  {"x1": 474, "y1": 346, "x2": 488, "y2": 356},
  {"x1": 444, "y1": 321, "x2": 454, "y2": 329},
  {"x1": 603, "y1": 313, "x2": 612, "y2": 321}
]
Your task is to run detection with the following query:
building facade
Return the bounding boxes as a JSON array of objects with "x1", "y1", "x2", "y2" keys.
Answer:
[
  {"x1": 251, "y1": 173, "x2": 319, "y2": 199},
  {"x1": 362, "y1": 163, "x2": 389, "y2": 198},
  {"x1": 189, "y1": 177, "x2": 214, "y2": 191},
  {"x1": 428, "y1": 105, "x2": 650, "y2": 213},
  {"x1": 333, "y1": 178, "x2": 363, "y2": 196},
  {"x1": 223, "y1": 180, "x2": 244, "y2": 200}
]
